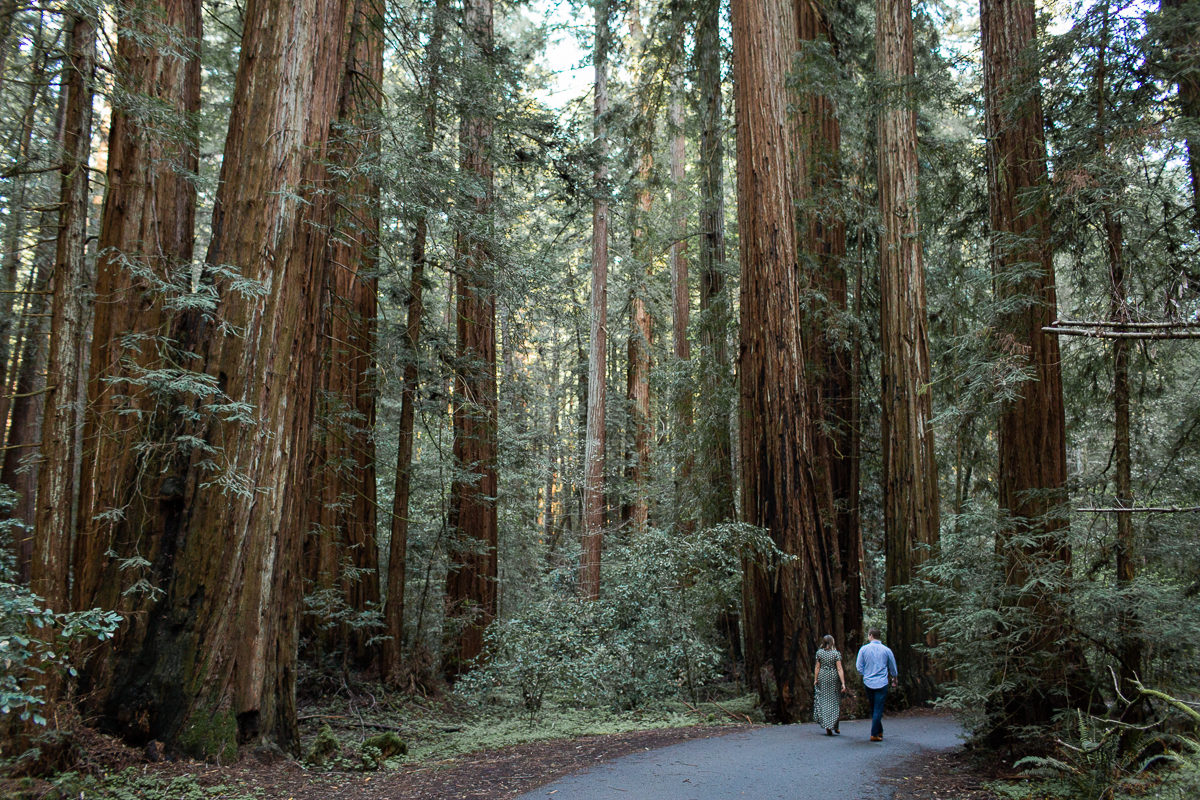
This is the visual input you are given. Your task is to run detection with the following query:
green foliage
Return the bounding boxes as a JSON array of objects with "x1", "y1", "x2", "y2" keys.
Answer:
[
  {"x1": 176, "y1": 708, "x2": 238, "y2": 765},
  {"x1": 37, "y1": 769, "x2": 261, "y2": 800},
  {"x1": 461, "y1": 523, "x2": 779, "y2": 714},
  {"x1": 0, "y1": 490, "x2": 121, "y2": 728}
]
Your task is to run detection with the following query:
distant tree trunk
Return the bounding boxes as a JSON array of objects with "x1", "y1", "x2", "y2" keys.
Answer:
[
  {"x1": 1160, "y1": 0, "x2": 1200, "y2": 226},
  {"x1": 581, "y1": 0, "x2": 609, "y2": 600},
  {"x1": 623, "y1": 4, "x2": 653, "y2": 533},
  {"x1": 72, "y1": 0, "x2": 354, "y2": 757},
  {"x1": 443, "y1": 0, "x2": 498, "y2": 681},
  {"x1": 384, "y1": 0, "x2": 445, "y2": 682},
  {"x1": 1094, "y1": 4, "x2": 1140, "y2": 715},
  {"x1": 4, "y1": 240, "x2": 54, "y2": 581},
  {"x1": 0, "y1": 18, "x2": 49, "y2": 440},
  {"x1": 695, "y1": 0, "x2": 735, "y2": 528},
  {"x1": 303, "y1": 0, "x2": 382, "y2": 669},
  {"x1": 669, "y1": 66, "x2": 693, "y2": 533},
  {"x1": 877, "y1": 0, "x2": 939, "y2": 706},
  {"x1": 733, "y1": 0, "x2": 841, "y2": 723},
  {"x1": 981, "y1": 0, "x2": 1084, "y2": 743},
  {"x1": 796, "y1": 1, "x2": 862, "y2": 657},
  {"x1": 31, "y1": 6, "x2": 95, "y2": 616}
]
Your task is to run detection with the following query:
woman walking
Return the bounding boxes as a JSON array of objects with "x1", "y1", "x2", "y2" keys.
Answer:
[{"x1": 813, "y1": 634, "x2": 847, "y2": 735}]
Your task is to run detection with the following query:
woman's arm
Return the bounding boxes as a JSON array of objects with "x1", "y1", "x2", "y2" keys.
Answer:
[
  {"x1": 836, "y1": 659, "x2": 846, "y2": 690},
  {"x1": 814, "y1": 658, "x2": 821, "y2": 686}
]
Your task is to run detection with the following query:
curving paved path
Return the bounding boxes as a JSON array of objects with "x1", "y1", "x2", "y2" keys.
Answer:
[{"x1": 515, "y1": 714, "x2": 963, "y2": 800}]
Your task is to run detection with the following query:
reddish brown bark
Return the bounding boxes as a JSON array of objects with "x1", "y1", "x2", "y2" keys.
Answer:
[
  {"x1": 580, "y1": 0, "x2": 609, "y2": 600},
  {"x1": 733, "y1": 0, "x2": 841, "y2": 723},
  {"x1": 669, "y1": 69, "x2": 693, "y2": 532},
  {"x1": 981, "y1": 0, "x2": 1082, "y2": 740},
  {"x1": 877, "y1": 0, "x2": 939, "y2": 705},
  {"x1": 443, "y1": 0, "x2": 498, "y2": 681},
  {"x1": 794, "y1": 1, "x2": 863, "y2": 658},
  {"x1": 73, "y1": 0, "x2": 354, "y2": 757},
  {"x1": 303, "y1": 0, "x2": 382, "y2": 667},
  {"x1": 31, "y1": 6, "x2": 95, "y2": 616}
]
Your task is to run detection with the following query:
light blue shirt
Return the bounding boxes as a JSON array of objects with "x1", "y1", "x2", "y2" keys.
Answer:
[{"x1": 856, "y1": 639, "x2": 898, "y2": 690}]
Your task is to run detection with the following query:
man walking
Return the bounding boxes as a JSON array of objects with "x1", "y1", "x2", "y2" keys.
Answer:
[{"x1": 855, "y1": 627, "x2": 898, "y2": 742}]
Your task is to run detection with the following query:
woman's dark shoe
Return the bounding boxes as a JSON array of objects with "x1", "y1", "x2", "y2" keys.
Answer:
[{"x1": 825, "y1": 728, "x2": 834, "y2": 736}]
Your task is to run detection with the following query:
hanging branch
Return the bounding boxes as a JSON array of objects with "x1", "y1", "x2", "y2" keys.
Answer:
[{"x1": 1076, "y1": 505, "x2": 1200, "y2": 513}]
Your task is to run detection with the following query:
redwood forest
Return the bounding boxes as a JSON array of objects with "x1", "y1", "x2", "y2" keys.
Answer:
[{"x1": 0, "y1": 0, "x2": 1198, "y2": 796}]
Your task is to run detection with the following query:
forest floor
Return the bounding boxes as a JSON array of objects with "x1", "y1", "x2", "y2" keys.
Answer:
[{"x1": 3, "y1": 695, "x2": 1021, "y2": 800}]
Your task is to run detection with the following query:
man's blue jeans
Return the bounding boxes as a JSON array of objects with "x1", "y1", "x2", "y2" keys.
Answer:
[{"x1": 865, "y1": 685, "x2": 888, "y2": 737}]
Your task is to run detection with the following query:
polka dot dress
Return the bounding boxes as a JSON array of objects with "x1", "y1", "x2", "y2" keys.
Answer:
[{"x1": 814, "y1": 648, "x2": 842, "y2": 730}]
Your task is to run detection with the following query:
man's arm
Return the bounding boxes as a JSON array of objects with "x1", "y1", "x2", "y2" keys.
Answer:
[
  {"x1": 856, "y1": 648, "x2": 865, "y2": 676},
  {"x1": 887, "y1": 649, "x2": 899, "y2": 683}
]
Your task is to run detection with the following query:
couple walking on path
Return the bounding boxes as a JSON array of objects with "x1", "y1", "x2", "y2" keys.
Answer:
[{"x1": 813, "y1": 627, "x2": 899, "y2": 741}]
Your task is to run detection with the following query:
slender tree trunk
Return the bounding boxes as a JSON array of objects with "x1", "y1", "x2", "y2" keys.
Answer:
[
  {"x1": 303, "y1": 0, "x2": 382, "y2": 668},
  {"x1": 0, "y1": 17, "x2": 49, "y2": 441},
  {"x1": 877, "y1": 0, "x2": 939, "y2": 705},
  {"x1": 73, "y1": 0, "x2": 354, "y2": 757},
  {"x1": 624, "y1": 5, "x2": 653, "y2": 533},
  {"x1": 4, "y1": 238, "x2": 54, "y2": 581},
  {"x1": 1094, "y1": 3, "x2": 1141, "y2": 716},
  {"x1": 733, "y1": 0, "x2": 841, "y2": 723},
  {"x1": 443, "y1": 0, "x2": 498, "y2": 681},
  {"x1": 384, "y1": 0, "x2": 446, "y2": 682},
  {"x1": 581, "y1": 0, "x2": 608, "y2": 600},
  {"x1": 669, "y1": 65, "x2": 693, "y2": 533},
  {"x1": 695, "y1": 0, "x2": 735, "y2": 528},
  {"x1": 31, "y1": 6, "x2": 95, "y2": 616},
  {"x1": 1160, "y1": 0, "x2": 1200, "y2": 227},
  {"x1": 981, "y1": 0, "x2": 1084, "y2": 743}
]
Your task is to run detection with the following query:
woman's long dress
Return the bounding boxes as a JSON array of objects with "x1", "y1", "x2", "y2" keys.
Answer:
[{"x1": 814, "y1": 648, "x2": 842, "y2": 730}]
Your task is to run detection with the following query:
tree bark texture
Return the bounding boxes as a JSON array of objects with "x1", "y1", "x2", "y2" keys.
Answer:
[
  {"x1": 794, "y1": 1, "x2": 863, "y2": 658},
  {"x1": 981, "y1": 0, "x2": 1083, "y2": 740},
  {"x1": 73, "y1": 0, "x2": 354, "y2": 757},
  {"x1": 624, "y1": 6, "x2": 653, "y2": 533},
  {"x1": 384, "y1": 0, "x2": 445, "y2": 682},
  {"x1": 581, "y1": 0, "x2": 609, "y2": 601},
  {"x1": 733, "y1": 0, "x2": 842, "y2": 723},
  {"x1": 877, "y1": 0, "x2": 939, "y2": 706},
  {"x1": 695, "y1": 0, "x2": 735, "y2": 527},
  {"x1": 74, "y1": 0, "x2": 201, "y2": 618},
  {"x1": 444, "y1": 0, "x2": 498, "y2": 681},
  {"x1": 303, "y1": 0, "x2": 382, "y2": 667},
  {"x1": 669, "y1": 66, "x2": 694, "y2": 533},
  {"x1": 31, "y1": 6, "x2": 95, "y2": 616}
]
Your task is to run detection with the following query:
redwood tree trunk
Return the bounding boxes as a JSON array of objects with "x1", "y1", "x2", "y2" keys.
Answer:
[
  {"x1": 624, "y1": 7, "x2": 653, "y2": 533},
  {"x1": 981, "y1": 0, "x2": 1083, "y2": 741},
  {"x1": 877, "y1": 0, "x2": 939, "y2": 706},
  {"x1": 581, "y1": 0, "x2": 609, "y2": 600},
  {"x1": 669, "y1": 67, "x2": 693, "y2": 532},
  {"x1": 733, "y1": 0, "x2": 841, "y2": 723},
  {"x1": 695, "y1": 0, "x2": 735, "y2": 527},
  {"x1": 31, "y1": 6, "x2": 95, "y2": 616},
  {"x1": 443, "y1": 0, "x2": 498, "y2": 681},
  {"x1": 796, "y1": 0, "x2": 862, "y2": 658},
  {"x1": 73, "y1": 0, "x2": 354, "y2": 757},
  {"x1": 303, "y1": 0, "x2": 382, "y2": 668}
]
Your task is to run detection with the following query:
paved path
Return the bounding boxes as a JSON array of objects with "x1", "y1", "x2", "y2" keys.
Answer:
[{"x1": 515, "y1": 714, "x2": 963, "y2": 800}]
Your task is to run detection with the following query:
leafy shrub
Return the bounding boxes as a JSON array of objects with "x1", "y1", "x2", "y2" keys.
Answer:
[
  {"x1": 461, "y1": 522, "x2": 780, "y2": 714},
  {"x1": 0, "y1": 489, "x2": 121, "y2": 729}
]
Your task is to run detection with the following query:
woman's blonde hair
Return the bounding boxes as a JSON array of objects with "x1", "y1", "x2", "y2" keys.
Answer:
[{"x1": 821, "y1": 634, "x2": 836, "y2": 650}]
